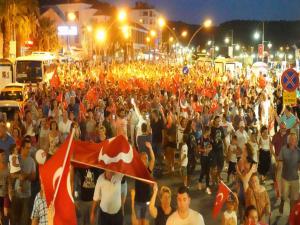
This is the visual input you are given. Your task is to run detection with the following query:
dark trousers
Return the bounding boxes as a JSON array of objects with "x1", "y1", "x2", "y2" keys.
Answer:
[
  {"x1": 10, "y1": 197, "x2": 30, "y2": 225},
  {"x1": 99, "y1": 208, "x2": 123, "y2": 225},
  {"x1": 199, "y1": 156, "x2": 210, "y2": 187},
  {"x1": 187, "y1": 154, "x2": 196, "y2": 175}
]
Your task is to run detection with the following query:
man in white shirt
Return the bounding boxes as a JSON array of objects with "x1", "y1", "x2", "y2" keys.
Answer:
[
  {"x1": 58, "y1": 110, "x2": 72, "y2": 142},
  {"x1": 167, "y1": 186, "x2": 205, "y2": 225},
  {"x1": 235, "y1": 121, "x2": 248, "y2": 151},
  {"x1": 90, "y1": 171, "x2": 124, "y2": 225}
]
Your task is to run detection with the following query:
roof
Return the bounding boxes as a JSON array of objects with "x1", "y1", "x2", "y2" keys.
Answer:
[
  {"x1": 16, "y1": 52, "x2": 57, "y2": 61},
  {"x1": 40, "y1": 0, "x2": 98, "y2": 5},
  {"x1": 132, "y1": 1, "x2": 155, "y2": 10}
]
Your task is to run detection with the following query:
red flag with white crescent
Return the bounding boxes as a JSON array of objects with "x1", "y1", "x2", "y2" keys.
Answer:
[
  {"x1": 72, "y1": 135, "x2": 154, "y2": 183},
  {"x1": 212, "y1": 181, "x2": 231, "y2": 219},
  {"x1": 39, "y1": 135, "x2": 77, "y2": 225}
]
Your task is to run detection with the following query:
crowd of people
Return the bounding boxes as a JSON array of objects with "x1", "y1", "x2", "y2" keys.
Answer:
[{"x1": 0, "y1": 60, "x2": 299, "y2": 225}]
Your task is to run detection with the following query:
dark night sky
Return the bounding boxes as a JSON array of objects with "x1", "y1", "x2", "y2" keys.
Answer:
[{"x1": 110, "y1": 0, "x2": 300, "y2": 24}]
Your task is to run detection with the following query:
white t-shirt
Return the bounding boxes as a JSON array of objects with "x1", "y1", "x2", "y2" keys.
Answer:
[
  {"x1": 181, "y1": 144, "x2": 188, "y2": 167},
  {"x1": 235, "y1": 129, "x2": 248, "y2": 150},
  {"x1": 58, "y1": 119, "x2": 72, "y2": 134},
  {"x1": 223, "y1": 210, "x2": 237, "y2": 224},
  {"x1": 166, "y1": 209, "x2": 205, "y2": 225},
  {"x1": 93, "y1": 173, "x2": 123, "y2": 214}
]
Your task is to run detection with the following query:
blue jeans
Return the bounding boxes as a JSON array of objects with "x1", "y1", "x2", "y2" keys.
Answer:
[{"x1": 152, "y1": 142, "x2": 163, "y2": 168}]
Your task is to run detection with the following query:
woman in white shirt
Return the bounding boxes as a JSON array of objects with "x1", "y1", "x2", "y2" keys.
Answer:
[{"x1": 258, "y1": 126, "x2": 273, "y2": 182}]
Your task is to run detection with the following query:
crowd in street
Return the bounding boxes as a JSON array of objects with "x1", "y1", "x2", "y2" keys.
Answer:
[{"x1": 0, "y1": 60, "x2": 300, "y2": 225}]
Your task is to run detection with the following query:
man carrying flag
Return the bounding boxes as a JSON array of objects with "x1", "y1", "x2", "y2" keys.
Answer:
[{"x1": 39, "y1": 130, "x2": 77, "y2": 225}]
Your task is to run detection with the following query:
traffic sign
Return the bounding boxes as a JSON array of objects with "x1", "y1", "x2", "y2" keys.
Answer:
[
  {"x1": 283, "y1": 91, "x2": 297, "y2": 105},
  {"x1": 182, "y1": 66, "x2": 189, "y2": 75},
  {"x1": 281, "y1": 68, "x2": 299, "y2": 92}
]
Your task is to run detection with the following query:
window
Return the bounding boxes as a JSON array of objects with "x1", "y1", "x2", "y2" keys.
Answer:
[
  {"x1": 149, "y1": 11, "x2": 153, "y2": 17},
  {"x1": 143, "y1": 11, "x2": 148, "y2": 16}
]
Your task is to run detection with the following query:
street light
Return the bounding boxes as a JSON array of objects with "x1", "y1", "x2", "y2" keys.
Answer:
[
  {"x1": 150, "y1": 30, "x2": 157, "y2": 37},
  {"x1": 181, "y1": 30, "x2": 188, "y2": 38},
  {"x1": 203, "y1": 19, "x2": 212, "y2": 28},
  {"x1": 224, "y1": 37, "x2": 230, "y2": 44},
  {"x1": 169, "y1": 37, "x2": 174, "y2": 42},
  {"x1": 146, "y1": 37, "x2": 151, "y2": 43},
  {"x1": 267, "y1": 42, "x2": 272, "y2": 49},
  {"x1": 157, "y1": 16, "x2": 179, "y2": 43},
  {"x1": 279, "y1": 53, "x2": 284, "y2": 59},
  {"x1": 122, "y1": 25, "x2": 130, "y2": 39},
  {"x1": 288, "y1": 54, "x2": 293, "y2": 60},
  {"x1": 187, "y1": 19, "x2": 212, "y2": 48},
  {"x1": 207, "y1": 40, "x2": 212, "y2": 45},
  {"x1": 118, "y1": 9, "x2": 127, "y2": 22},
  {"x1": 158, "y1": 17, "x2": 166, "y2": 28},
  {"x1": 68, "y1": 12, "x2": 76, "y2": 21},
  {"x1": 215, "y1": 46, "x2": 219, "y2": 51},
  {"x1": 235, "y1": 44, "x2": 240, "y2": 51},
  {"x1": 95, "y1": 28, "x2": 106, "y2": 42},
  {"x1": 254, "y1": 31, "x2": 260, "y2": 40}
]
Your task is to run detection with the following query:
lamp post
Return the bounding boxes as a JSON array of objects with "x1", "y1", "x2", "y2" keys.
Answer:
[
  {"x1": 95, "y1": 28, "x2": 106, "y2": 62},
  {"x1": 187, "y1": 19, "x2": 212, "y2": 49},
  {"x1": 158, "y1": 17, "x2": 180, "y2": 43}
]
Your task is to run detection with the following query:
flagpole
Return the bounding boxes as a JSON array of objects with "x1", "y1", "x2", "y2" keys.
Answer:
[
  {"x1": 53, "y1": 128, "x2": 75, "y2": 203},
  {"x1": 220, "y1": 180, "x2": 232, "y2": 193}
]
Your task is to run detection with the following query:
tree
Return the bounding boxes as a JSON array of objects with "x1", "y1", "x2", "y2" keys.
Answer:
[
  {"x1": 0, "y1": 0, "x2": 39, "y2": 58},
  {"x1": 34, "y1": 17, "x2": 60, "y2": 52}
]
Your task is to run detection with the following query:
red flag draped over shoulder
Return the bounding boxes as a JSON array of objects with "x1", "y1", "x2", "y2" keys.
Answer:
[
  {"x1": 212, "y1": 181, "x2": 231, "y2": 219},
  {"x1": 39, "y1": 134, "x2": 77, "y2": 225},
  {"x1": 50, "y1": 70, "x2": 61, "y2": 88},
  {"x1": 72, "y1": 135, "x2": 154, "y2": 183}
]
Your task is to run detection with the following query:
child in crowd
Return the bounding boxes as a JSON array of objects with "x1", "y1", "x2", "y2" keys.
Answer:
[
  {"x1": 227, "y1": 135, "x2": 238, "y2": 183},
  {"x1": 180, "y1": 134, "x2": 189, "y2": 187},
  {"x1": 222, "y1": 193, "x2": 239, "y2": 225},
  {"x1": 198, "y1": 127, "x2": 212, "y2": 195}
]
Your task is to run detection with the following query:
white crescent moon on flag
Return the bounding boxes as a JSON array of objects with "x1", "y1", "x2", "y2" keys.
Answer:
[
  {"x1": 98, "y1": 144, "x2": 134, "y2": 165},
  {"x1": 215, "y1": 193, "x2": 224, "y2": 206},
  {"x1": 180, "y1": 100, "x2": 188, "y2": 109},
  {"x1": 53, "y1": 166, "x2": 74, "y2": 203}
]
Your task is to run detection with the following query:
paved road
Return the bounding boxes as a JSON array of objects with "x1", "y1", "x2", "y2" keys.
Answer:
[{"x1": 123, "y1": 165, "x2": 292, "y2": 225}]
